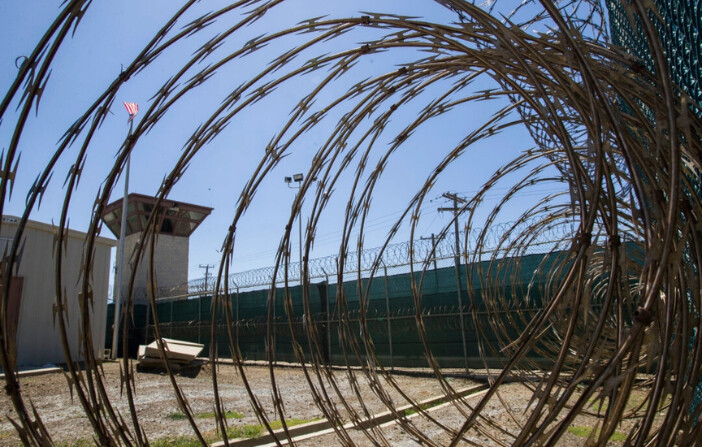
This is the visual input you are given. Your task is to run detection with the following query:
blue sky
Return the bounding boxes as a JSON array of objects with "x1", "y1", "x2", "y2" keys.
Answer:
[{"x1": 0, "y1": 0, "x2": 566, "y2": 290}]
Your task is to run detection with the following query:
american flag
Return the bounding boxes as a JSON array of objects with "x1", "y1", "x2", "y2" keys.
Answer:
[{"x1": 123, "y1": 102, "x2": 139, "y2": 122}]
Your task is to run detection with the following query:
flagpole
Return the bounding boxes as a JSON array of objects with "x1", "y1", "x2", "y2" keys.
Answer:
[{"x1": 111, "y1": 118, "x2": 132, "y2": 360}]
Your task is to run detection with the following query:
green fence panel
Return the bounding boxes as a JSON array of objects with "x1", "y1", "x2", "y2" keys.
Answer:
[{"x1": 111, "y1": 251, "x2": 575, "y2": 367}]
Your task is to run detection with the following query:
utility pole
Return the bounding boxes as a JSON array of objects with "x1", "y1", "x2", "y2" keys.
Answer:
[
  {"x1": 199, "y1": 263, "x2": 215, "y2": 292},
  {"x1": 438, "y1": 192, "x2": 469, "y2": 372},
  {"x1": 419, "y1": 233, "x2": 439, "y2": 270}
]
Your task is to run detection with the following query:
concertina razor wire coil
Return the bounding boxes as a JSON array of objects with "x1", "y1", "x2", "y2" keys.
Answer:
[{"x1": 1, "y1": 0, "x2": 701, "y2": 445}]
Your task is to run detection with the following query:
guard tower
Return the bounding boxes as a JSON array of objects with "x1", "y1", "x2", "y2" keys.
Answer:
[{"x1": 101, "y1": 193, "x2": 213, "y2": 301}]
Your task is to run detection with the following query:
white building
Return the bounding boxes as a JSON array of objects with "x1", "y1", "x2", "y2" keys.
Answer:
[{"x1": 1, "y1": 216, "x2": 116, "y2": 367}]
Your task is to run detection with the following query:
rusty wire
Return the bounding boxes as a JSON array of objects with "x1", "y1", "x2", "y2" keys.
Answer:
[{"x1": 1, "y1": 0, "x2": 701, "y2": 445}]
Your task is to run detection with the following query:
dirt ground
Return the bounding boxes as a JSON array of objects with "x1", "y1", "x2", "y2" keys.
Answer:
[{"x1": 0, "y1": 362, "x2": 653, "y2": 446}]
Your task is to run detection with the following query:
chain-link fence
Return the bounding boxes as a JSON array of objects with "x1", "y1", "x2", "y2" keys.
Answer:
[
  {"x1": 606, "y1": 0, "x2": 701, "y2": 118},
  {"x1": 108, "y1": 221, "x2": 645, "y2": 369}
]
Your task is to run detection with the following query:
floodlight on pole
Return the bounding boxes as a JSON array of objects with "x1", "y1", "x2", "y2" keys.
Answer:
[
  {"x1": 284, "y1": 173, "x2": 304, "y2": 283},
  {"x1": 112, "y1": 107, "x2": 137, "y2": 360}
]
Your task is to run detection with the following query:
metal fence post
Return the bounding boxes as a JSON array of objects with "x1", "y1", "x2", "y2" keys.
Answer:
[
  {"x1": 236, "y1": 286, "x2": 240, "y2": 343},
  {"x1": 383, "y1": 264, "x2": 393, "y2": 371},
  {"x1": 144, "y1": 297, "x2": 151, "y2": 346},
  {"x1": 321, "y1": 272, "x2": 331, "y2": 364},
  {"x1": 271, "y1": 275, "x2": 277, "y2": 366},
  {"x1": 170, "y1": 299, "x2": 174, "y2": 339}
]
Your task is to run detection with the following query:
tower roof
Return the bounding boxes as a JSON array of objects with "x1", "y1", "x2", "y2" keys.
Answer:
[{"x1": 101, "y1": 193, "x2": 213, "y2": 238}]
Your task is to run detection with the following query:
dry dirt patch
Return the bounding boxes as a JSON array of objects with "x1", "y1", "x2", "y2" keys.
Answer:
[
  {"x1": 1, "y1": 362, "x2": 475, "y2": 446},
  {"x1": 1, "y1": 363, "x2": 659, "y2": 446}
]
